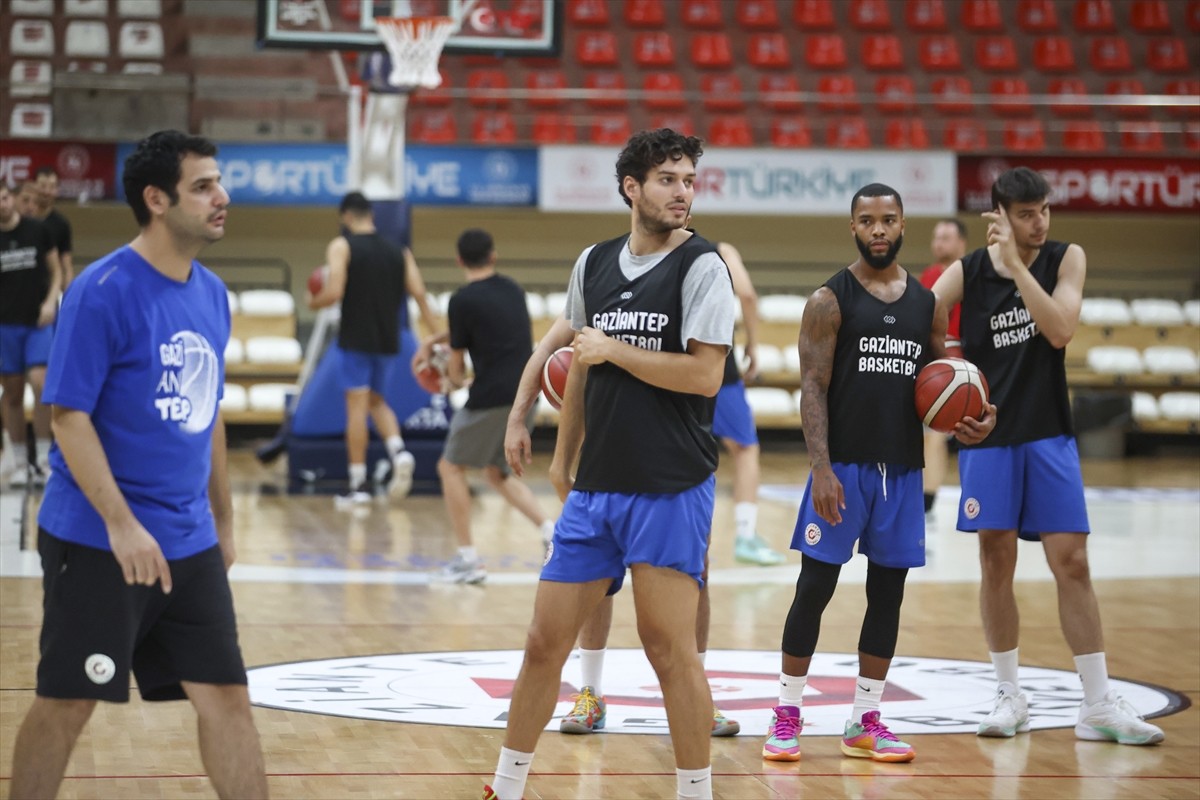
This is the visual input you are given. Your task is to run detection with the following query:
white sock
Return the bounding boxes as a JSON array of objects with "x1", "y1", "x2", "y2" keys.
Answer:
[
  {"x1": 540, "y1": 519, "x2": 556, "y2": 543},
  {"x1": 990, "y1": 648, "x2": 1020, "y2": 694},
  {"x1": 780, "y1": 673, "x2": 807, "y2": 713},
  {"x1": 491, "y1": 747, "x2": 533, "y2": 800},
  {"x1": 734, "y1": 502, "x2": 758, "y2": 542},
  {"x1": 579, "y1": 648, "x2": 606, "y2": 694},
  {"x1": 458, "y1": 545, "x2": 477, "y2": 562},
  {"x1": 676, "y1": 766, "x2": 712, "y2": 800},
  {"x1": 851, "y1": 676, "x2": 885, "y2": 724},
  {"x1": 348, "y1": 463, "x2": 367, "y2": 489},
  {"x1": 386, "y1": 435, "x2": 405, "y2": 459},
  {"x1": 1074, "y1": 652, "x2": 1110, "y2": 706}
]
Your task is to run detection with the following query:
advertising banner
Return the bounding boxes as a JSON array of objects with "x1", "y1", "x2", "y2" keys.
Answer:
[
  {"x1": 959, "y1": 156, "x2": 1200, "y2": 214},
  {"x1": 115, "y1": 143, "x2": 537, "y2": 207},
  {"x1": 539, "y1": 147, "x2": 957, "y2": 216},
  {"x1": 0, "y1": 141, "x2": 118, "y2": 201}
]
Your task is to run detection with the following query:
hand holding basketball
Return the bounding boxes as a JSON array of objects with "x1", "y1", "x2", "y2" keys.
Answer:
[
  {"x1": 915, "y1": 358, "x2": 994, "y2": 442},
  {"x1": 307, "y1": 265, "x2": 329, "y2": 296},
  {"x1": 541, "y1": 346, "x2": 573, "y2": 410},
  {"x1": 413, "y1": 343, "x2": 449, "y2": 394}
]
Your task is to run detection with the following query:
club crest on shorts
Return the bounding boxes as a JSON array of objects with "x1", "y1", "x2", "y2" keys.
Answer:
[
  {"x1": 804, "y1": 523, "x2": 821, "y2": 545},
  {"x1": 964, "y1": 497, "x2": 981, "y2": 520},
  {"x1": 85, "y1": 654, "x2": 115, "y2": 684}
]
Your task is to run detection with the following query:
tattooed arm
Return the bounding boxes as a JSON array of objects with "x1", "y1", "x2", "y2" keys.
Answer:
[{"x1": 799, "y1": 287, "x2": 845, "y2": 525}]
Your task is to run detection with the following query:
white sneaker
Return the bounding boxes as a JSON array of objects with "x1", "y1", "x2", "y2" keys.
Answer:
[
  {"x1": 1075, "y1": 691, "x2": 1165, "y2": 745},
  {"x1": 334, "y1": 486, "x2": 371, "y2": 509},
  {"x1": 387, "y1": 451, "x2": 415, "y2": 499},
  {"x1": 437, "y1": 555, "x2": 487, "y2": 585},
  {"x1": 978, "y1": 689, "x2": 1031, "y2": 737}
]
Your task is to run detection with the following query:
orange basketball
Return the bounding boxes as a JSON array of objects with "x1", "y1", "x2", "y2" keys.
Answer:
[
  {"x1": 541, "y1": 346, "x2": 573, "y2": 410},
  {"x1": 307, "y1": 264, "x2": 329, "y2": 296},
  {"x1": 413, "y1": 343, "x2": 448, "y2": 395},
  {"x1": 914, "y1": 358, "x2": 990, "y2": 433}
]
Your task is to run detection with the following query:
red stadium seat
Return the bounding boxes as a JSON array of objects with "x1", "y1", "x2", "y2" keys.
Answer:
[
  {"x1": 410, "y1": 110, "x2": 458, "y2": 144},
  {"x1": 1190, "y1": 0, "x2": 1200, "y2": 33},
  {"x1": 409, "y1": 69, "x2": 451, "y2": 107},
  {"x1": 863, "y1": 35, "x2": 903, "y2": 70},
  {"x1": 466, "y1": 69, "x2": 509, "y2": 108},
  {"x1": 826, "y1": 117, "x2": 872, "y2": 148},
  {"x1": 905, "y1": 0, "x2": 947, "y2": 31},
  {"x1": 875, "y1": 75, "x2": 916, "y2": 113},
  {"x1": 525, "y1": 70, "x2": 566, "y2": 108},
  {"x1": 584, "y1": 72, "x2": 628, "y2": 108},
  {"x1": 1063, "y1": 121, "x2": 1107, "y2": 152},
  {"x1": 961, "y1": 0, "x2": 1003, "y2": 32},
  {"x1": 749, "y1": 32, "x2": 792, "y2": 68},
  {"x1": 650, "y1": 113, "x2": 696, "y2": 136},
  {"x1": 1130, "y1": 0, "x2": 1171, "y2": 32},
  {"x1": 1119, "y1": 123, "x2": 1165, "y2": 153},
  {"x1": 1073, "y1": 0, "x2": 1116, "y2": 32},
  {"x1": 793, "y1": 0, "x2": 835, "y2": 29},
  {"x1": 1184, "y1": 123, "x2": 1200, "y2": 151},
  {"x1": 976, "y1": 36, "x2": 1019, "y2": 72},
  {"x1": 1016, "y1": 0, "x2": 1059, "y2": 32},
  {"x1": 1164, "y1": 79, "x2": 1200, "y2": 119},
  {"x1": 702, "y1": 73, "x2": 747, "y2": 111},
  {"x1": 681, "y1": 0, "x2": 724, "y2": 28},
  {"x1": 642, "y1": 72, "x2": 686, "y2": 109},
  {"x1": 817, "y1": 74, "x2": 860, "y2": 111},
  {"x1": 1003, "y1": 119, "x2": 1046, "y2": 151},
  {"x1": 737, "y1": 0, "x2": 781, "y2": 29},
  {"x1": 569, "y1": 0, "x2": 610, "y2": 26},
  {"x1": 1147, "y1": 38, "x2": 1190, "y2": 74},
  {"x1": 1033, "y1": 37, "x2": 1077, "y2": 73},
  {"x1": 770, "y1": 116, "x2": 812, "y2": 147},
  {"x1": 1106, "y1": 79, "x2": 1149, "y2": 118},
  {"x1": 532, "y1": 113, "x2": 576, "y2": 143},
  {"x1": 990, "y1": 78, "x2": 1033, "y2": 116},
  {"x1": 885, "y1": 118, "x2": 930, "y2": 148},
  {"x1": 633, "y1": 32, "x2": 675, "y2": 67},
  {"x1": 849, "y1": 0, "x2": 893, "y2": 30},
  {"x1": 708, "y1": 115, "x2": 755, "y2": 146},
  {"x1": 920, "y1": 36, "x2": 963, "y2": 71},
  {"x1": 471, "y1": 111, "x2": 516, "y2": 144},
  {"x1": 624, "y1": 0, "x2": 666, "y2": 27},
  {"x1": 1048, "y1": 78, "x2": 1092, "y2": 116},
  {"x1": 805, "y1": 34, "x2": 847, "y2": 69},
  {"x1": 760, "y1": 73, "x2": 803, "y2": 111},
  {"x1": 932, "y1": 76, "x2": 973, "y2": 114},
  {"x1": 943, "y1": 119, "x2": 989, "y2": 151},
  {"x1": 690, "y1": 33, "x2": 733, "y2": 68},
  {"x1": 575, "y1": 32, "x2": 619, "y2": 67},
  {"x1": 1090, "y1": 37, "x2": 1132, "y2": 73},
  {"x1": 589, "y1": 114, "x2": 632, "y2": 144}
]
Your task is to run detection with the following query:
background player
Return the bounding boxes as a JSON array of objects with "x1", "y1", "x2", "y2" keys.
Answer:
[{"x1": 932, "y1": 166, "x2": 1164, "y2": 746}]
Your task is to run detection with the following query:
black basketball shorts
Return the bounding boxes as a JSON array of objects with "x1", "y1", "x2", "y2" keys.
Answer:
[{"x1": 35, "y1": 529, "x2": 248, "y2": 702}]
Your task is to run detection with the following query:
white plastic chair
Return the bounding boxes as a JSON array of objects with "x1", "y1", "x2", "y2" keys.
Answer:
[
  {"x1": 10, "y1": 61, "x2": 52, "y2": 97},
  {"x1": 1183, "y1": 300, "x2": 1200, "y2": 326},
  {"x1": 117, "y1": 0, "x2": 162, "y2": 17},
  {"x1": 118, "y1": 21, "x2": 163, "y2": 59},
  {"x1": 239, "y1": 289, "x2": 295, "y2": 316},
  {"x1": 1142, "y1": 346, "x2": 1200, "y2": 375},
  {"x1": 10, "y1": 104, "x2": 52, "y2": 137},
  {"x1": 782, "y1": 344, "x2": 801, "y2": 373},
  {"x1": 544, "y1": 292, "x2": 568, "y2": 319},
  {"x1": 247, "y1": 383, "x2": 297, "y2": 413},
  {"x1": 13, "y1": 0, "x2": 55, "y2": 14},
  {"x1": 245, "y1": 336, "x2": 303, "y2": 364},
  {"x1": 758, "y1": 294, "x2": 808, "y2": 323},
  {"x1": 745, "y1": 387, "x2": 796, "y2": 418},
  {"x1": 1157, "y1": 392, "x2": 1200, "y2": 422},
  {"x1": 1079, "y1": 298, "x2": 1133, "y2": 326},
  {"x1": 65, "y1": 21, "x2": 110, "y2": 58},
  {"x1": 1130, "y1": 298, "x2": 1185, "y2": 327},
  {"x1": 10, "y1": 20, "x2": 54, "y2": 57},
  {"x1": 226, "y1": 290, "x2": 240, "y2": 315},
  {"x1": 525, "y1": 292, "x2": 547, "y2": 320},
  {"x1": 755, "y1": 343, "x2": 785, "y2": 373},
  {"x1": 1130, "y1": 392, "x2": 1159, "y2": 422},
  {"x1": 219, "y1": 383, "x2": 248, "y2": 413},
  {"x1": 1085, "y1": 346, "x2": 1144, "y2": 375},
  {"x1": 224, "y1": 337, "x2": 245, "y2": 364},
  {"x1": 64, "y1": 0, "x2": 107, "y2": 15}
]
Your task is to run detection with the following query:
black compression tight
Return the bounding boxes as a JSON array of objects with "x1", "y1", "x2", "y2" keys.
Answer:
[{"x1": 859, "y1": 561, "x2": 909, "y2": 659}]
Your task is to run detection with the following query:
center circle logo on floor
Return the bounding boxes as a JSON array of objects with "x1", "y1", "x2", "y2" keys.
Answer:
[{"x1": 247, "y1": 650, "x2": 1185, "y2": 737}]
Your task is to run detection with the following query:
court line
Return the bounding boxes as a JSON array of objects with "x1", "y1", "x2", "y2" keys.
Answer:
[{"x1": 0, "y1": 771, "x2": 1192, "y2": 781}]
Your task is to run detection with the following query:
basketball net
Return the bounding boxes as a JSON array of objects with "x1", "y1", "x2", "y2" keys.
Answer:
[{"x1": 348, "y1": 2, "x2": 476, "y2": 200}]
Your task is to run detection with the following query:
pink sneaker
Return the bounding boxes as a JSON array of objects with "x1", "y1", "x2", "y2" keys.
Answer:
[
  {"x1": 840, "y1": 710, "x2": 915, "y2": 762},
  {"x1": 762, "y1": 704, "x2": 802, "y2": 761}
]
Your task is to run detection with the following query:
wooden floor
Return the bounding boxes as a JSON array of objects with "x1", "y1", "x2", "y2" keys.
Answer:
[{"x1": 1, "y1": 448, "x2": 1197, "y2": 799}]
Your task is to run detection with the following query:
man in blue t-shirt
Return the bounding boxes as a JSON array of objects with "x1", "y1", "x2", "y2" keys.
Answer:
[{"x1": 9, "y1": 131, "x2": 267, "y2": 799}]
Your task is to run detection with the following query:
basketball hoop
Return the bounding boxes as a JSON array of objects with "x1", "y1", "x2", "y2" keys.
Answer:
[{"x1": 374, "y1": 16, "x2": 459, "y2": 90}]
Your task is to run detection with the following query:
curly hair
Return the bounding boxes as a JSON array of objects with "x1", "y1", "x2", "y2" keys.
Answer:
[
  {"x1": 123, "y1": 130, "x2": 217, "y2": 227},
  {"x1": 614, "y1": 128, "x2": 704, "y2": 208}
]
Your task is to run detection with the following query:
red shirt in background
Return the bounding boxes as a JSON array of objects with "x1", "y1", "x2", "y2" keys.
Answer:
[{"x1": 919, "y1": 263, "x2": 961, "y2": 339}]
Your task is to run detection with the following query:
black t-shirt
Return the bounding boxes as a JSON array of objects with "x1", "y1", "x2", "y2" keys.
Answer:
[
  {"x1": 337, "y1": 233, "x2": 407, "y2": 355},
  {"x1": 42, "y1": 209, "x2": 72, "y2": 256},
  {"x1": 448, "y1": 273, "x2": 532, "y2": 410},
  {"x1": 824, "y1": 267, "x2": 934, "y2": 469},
  {"x1": 0, "y1": 216, "x2": 55, "y2": 325},
  {"x1": 959, "y1": 241, "x2": 1073, "y2": 447}
]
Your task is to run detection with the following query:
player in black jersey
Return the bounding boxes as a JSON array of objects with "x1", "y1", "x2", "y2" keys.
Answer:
[
  {"x1": 764, "y1": 184, "x2": 995, "y2": 766},
  {"x1": 932, "y1": 166, "x2": 1164, "y2": 746},
  {"x1": 486, "y1": 130, "x2": 734, "y2": 800}
]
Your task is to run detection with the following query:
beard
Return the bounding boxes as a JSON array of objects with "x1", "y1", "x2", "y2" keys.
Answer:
[
  {"x1": 855, "y1": 233, "x2": 904, "y2": 270},
  {"x1": 635, "y1": 197, "x2": 687, "y2": 235}
]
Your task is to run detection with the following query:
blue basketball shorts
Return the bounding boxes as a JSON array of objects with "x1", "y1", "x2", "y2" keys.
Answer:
[
  {"x1": 791, "y1": 462, "x2": 925, "y2": 568},
  {"x1": 337, "y1": 346, "x2": 394, "y2": 394},
  {"x1": 712, "y1": 380, "x2": 759, "y2": 446},
  {"x1": 541, "y1": 475, "x2": 716, "y2": 592},
  {"x1": 957, "y1": 434, "x2": 1090, "y2": 541},
  {"x1": 0, "y1": 323, "x2": 54, "y2": 375}
]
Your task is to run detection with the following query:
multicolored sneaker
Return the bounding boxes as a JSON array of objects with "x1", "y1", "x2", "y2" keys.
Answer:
[
  {"x1": 560, "y1": 686, "x2": 606, "y2": 734},
  {"x1": 978, "y1": 689, "x2": 1031, "y2": 737},
  {"x1": 734, "y1": 535, "x2": 786, "y2": 566},
  {"x1": 841, "y1": 711, "x2": 916, "y2": 762},
  {"x1": 712, "y1": 706, "x2": 741, "y2": 736},
  {"x1": 1075, "y1": 691, "x2": 1165, "y2": 745},
  {"x1": 762, "y1": 704, "x2": 802, "y2": 761},
  {"x1": 481, "y1": 786, "x2": 498, "y2": 800}
]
